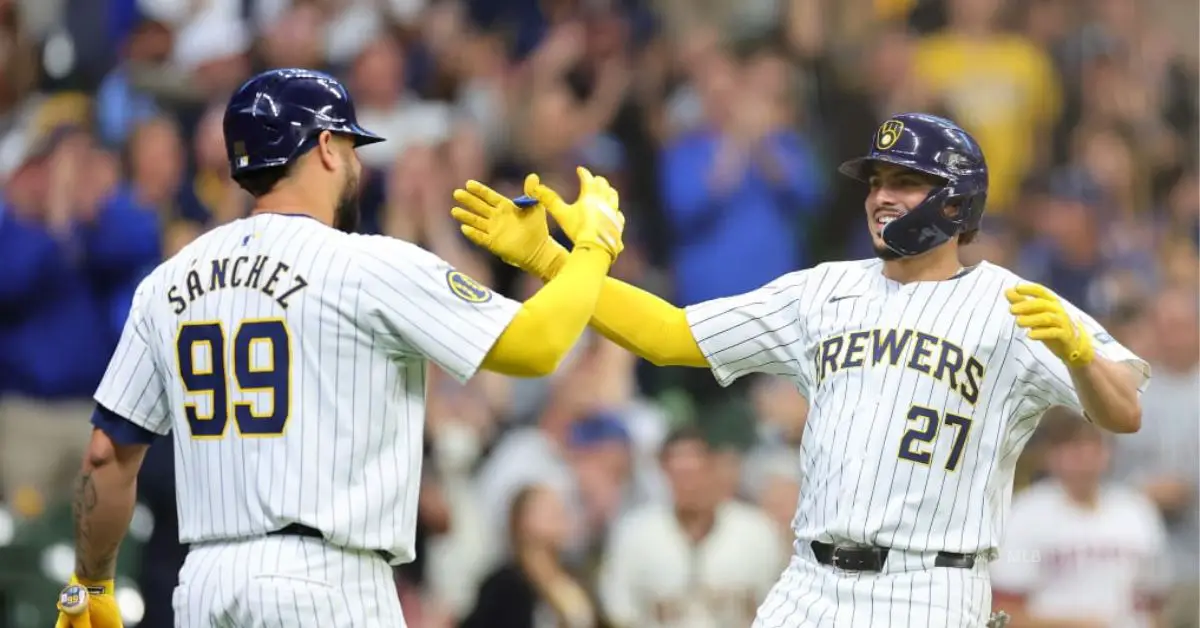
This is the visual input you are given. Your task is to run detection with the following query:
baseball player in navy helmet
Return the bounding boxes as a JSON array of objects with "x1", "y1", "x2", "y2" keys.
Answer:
[
  {"x1": 55, "y1": 68, "x2": 628, "y2": 627},
  {"x1": 450, "y1": 113, "x2": 1150, "y2": 627}
]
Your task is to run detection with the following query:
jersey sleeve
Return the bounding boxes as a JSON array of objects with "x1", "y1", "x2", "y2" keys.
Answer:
[
  {"x1": 93, "y1": 277, "x2": 172, "y2": 435},
  {"x1": 1014, "y1": 290, "x2": 1151, "y2": 411},
  {"x1": 354, "y1": 235, "x2": 522, "y2": 383},
  {"x1": 684, "y1": 271, "x2": 809, "y2": 387},
  {"x1": 989, "y1": 491, "x2": 1043, "y2": 595}
]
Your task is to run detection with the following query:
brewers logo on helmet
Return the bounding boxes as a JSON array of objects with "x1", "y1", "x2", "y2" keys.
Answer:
[{"x1": 876, "y1": 119, "x2": 904, "y2": 150}]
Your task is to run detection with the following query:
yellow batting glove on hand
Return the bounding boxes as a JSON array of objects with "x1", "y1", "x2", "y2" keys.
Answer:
[
  {"x1": 56, "y1": 577, "x2": 122, "y2": 628},
  {"x1": 537, "y1": 167, "x2": 625, "y2": 261},
  {"x1": 451, "y1": 180, "x2": 568, "y2": 280},
  {"x1": 526, "y1": 167, "x2": 624, "y2": 259},
  {"x1": 1006, "y1": 283, "x2": 1095, "y2": 368}
]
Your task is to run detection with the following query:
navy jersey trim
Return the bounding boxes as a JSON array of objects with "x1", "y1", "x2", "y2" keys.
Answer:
[{"x1": 92, "y1": 404, "x2": 160, "y2": 445}]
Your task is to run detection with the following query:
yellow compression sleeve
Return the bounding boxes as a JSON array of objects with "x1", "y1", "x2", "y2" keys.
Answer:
[
  {"x1": 530, "y1": 247, "x2": 707, "y2": 368},
  {"x1": 481, "y1": 246, "x2": 612, "y2": 377},
  {"x1": 589, "y1": 278, "x2": 709, "y2": 368}
]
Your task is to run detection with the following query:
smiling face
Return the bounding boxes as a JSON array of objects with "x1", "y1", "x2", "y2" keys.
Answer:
[{"x1": 865, "y1": 163, "x2": 945, "y2": 259}]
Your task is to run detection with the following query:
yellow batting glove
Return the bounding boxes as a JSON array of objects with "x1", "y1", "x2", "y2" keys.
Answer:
[
  {"x1": 56, "y1": 577, "x2": 122, "y2": 628},
  {"x1": 531, "y1": 167, "x2": 625, "y2": 261},
  {"x1": 451, "y1": 180, "x2": 568, "y2": 280},
  {"x1": 1006, "y1": 283, "x2": 1095, "y2": 367},
  {"x1": 525, "y1": 167, "x2": 623, "y2": 255}
]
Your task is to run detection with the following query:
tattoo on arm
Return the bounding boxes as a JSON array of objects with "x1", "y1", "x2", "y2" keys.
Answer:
[{"x1": 73, "y1": 471, "x2": 119, "y2": 580}]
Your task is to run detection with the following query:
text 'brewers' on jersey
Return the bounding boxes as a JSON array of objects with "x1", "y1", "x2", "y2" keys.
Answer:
[
  {"x1": 683, "y1": 258, "x2": 1148, "y2": 554},
  {"x1": 92, "y1": 213, "x2": 522, "y2": 563}
]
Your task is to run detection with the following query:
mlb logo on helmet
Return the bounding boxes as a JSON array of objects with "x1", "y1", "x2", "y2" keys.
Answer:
[
  {"x1": 234, "y1": 141, "x2": 250, "y2": 168},
  {"x1": 876, "y1": 119, "x2": 904, "y2": 150}
]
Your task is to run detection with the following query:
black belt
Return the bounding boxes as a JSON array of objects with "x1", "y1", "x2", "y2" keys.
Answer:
[
  {"x1": 268, "y1": 523, "x2": 395, "y2": 564},
  {"x1": 810, "y1": 541, "x2": 976, "y2": 572}
]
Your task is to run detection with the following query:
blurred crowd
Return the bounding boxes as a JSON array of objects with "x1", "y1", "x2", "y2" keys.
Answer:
[{"x1": 0, "y1": 0, "x2": 1196, "y2": 626}]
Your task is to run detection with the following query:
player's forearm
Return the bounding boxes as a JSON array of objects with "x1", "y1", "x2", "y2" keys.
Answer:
[
  {"x1": 590, "y1": 277, "x2": 709, "y2": 368},
  {"x1": 532, "y1": 246, "x2": 706, "y2": 368},
  {"x1": 73, "y1": 429, "x2": 147, "y2": 582},
  {"x1": 1069, "y1": 356, "x2": 1142, "y2": 433},
  {"x1": 482, "y1": 246, "x2": 611, "y2": 377}
]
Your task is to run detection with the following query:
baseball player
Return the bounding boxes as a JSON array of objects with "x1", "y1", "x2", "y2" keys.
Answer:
[
  {"x1": 597, "y1": 426, "x2": 788, "y2": 628},
  {"x1": 991, "y1": 410, "x2": 1170, "y2": 628},
  {"x1": 54, "y1": 68, "x2": 626, "y2": 628},
  {"x1": 449, "y1": 113, "x2": 1149, "y2": 627}
]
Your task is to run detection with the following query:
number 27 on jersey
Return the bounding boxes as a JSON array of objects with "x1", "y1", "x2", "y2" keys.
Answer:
[{"x1": 898, "y1": 404, "x2": 973, "y2": 471}]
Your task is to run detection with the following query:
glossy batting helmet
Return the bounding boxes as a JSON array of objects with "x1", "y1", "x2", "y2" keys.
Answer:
[
  {"x1": 223, "y1": 68, "x2": 384, "y2": 178},
  {"x1": 838, "y1": 113, "x2": 988, "y2": 256}
]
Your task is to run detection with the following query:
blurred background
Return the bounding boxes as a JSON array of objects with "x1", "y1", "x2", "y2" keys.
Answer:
[{"x1": 0, "y1": 0, "x2": 1196, "y2": 625}]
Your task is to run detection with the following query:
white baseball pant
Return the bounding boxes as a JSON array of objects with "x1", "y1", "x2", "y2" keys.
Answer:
[
  {"x1": 753, "y1": 543, "x2": 993, "y2": 627},
  {"x1": 173, "y1": 535, "x2": 407, "y2": 627}
]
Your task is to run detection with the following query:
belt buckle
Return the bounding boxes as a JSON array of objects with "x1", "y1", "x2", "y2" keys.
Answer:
[{"x1": 830, "y1": 548, "x2": 848, "y2": 570}]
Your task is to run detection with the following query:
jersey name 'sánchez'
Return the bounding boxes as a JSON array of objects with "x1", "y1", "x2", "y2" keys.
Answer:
[
  {"x1": 685, "y1": 259, "x2": 1149, "y2": 554},
  {"x1": 93, "y1": 213, "x2": 520, "y2": 563}
]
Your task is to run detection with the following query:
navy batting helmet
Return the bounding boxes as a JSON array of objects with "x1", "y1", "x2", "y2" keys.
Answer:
[
  {"x1": 838, "y1": 113, "x2": 988, "y2": 257},
  {"x1": 223, "y1": 68, "x2": 384, "y2": 178}
]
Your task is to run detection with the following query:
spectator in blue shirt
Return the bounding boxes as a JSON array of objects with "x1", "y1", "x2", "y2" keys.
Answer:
[
  {"x1": 94, "y1": 18, "x2": 172, "y2": 148},
  {"x1": 659, "y1": 44, "x2": 823, "y2": 305},
  {"x1": 95, "y1": 116, "x2": 175, "y2": 328},
  {"x1": 0, "y1": 125, "x2": 160, "y2": 514}
]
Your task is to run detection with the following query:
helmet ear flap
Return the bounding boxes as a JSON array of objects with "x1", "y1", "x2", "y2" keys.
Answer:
[
  {"x1": 931, "y1": 186, "x2": 979, "y2": 226},
  {"x1": 880, "y1": 186, "x2": 959, "y2": 256},
  {"x1": 956, "y1": 192, "x2": 987, "y2": 230}
]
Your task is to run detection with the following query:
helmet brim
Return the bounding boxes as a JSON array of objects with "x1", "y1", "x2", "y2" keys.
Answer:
[
  {"x1": 342, "y1": 123, "x2": 385, "y2": 147},
  {"x1": 837, "y1": 155, "x2": 950, "y2": 184}
]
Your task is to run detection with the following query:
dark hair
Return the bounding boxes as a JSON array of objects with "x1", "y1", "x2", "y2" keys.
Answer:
[
  {"x1": 958, "y1": 229, "x2": 980, "y2": 245},
  {"x1": 121, "y1": 115, "x2": 181, "y2": 178},
  {"x1": 234, "y1": 165, "x2": 290, "y2": 197},
  {"x1": 659, "y1": 424, "x2": 710, "y2": 460},
  {"x1": 1039, "y1": 408, "x2": 1104, "y2": 448}
]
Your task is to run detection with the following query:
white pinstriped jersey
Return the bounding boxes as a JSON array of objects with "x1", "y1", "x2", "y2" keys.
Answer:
[
  {"x1": 93, "y1": 213, "x2": 520, "y2": 563},
  {"x1": 685, "y1": 259, "x2": 1150, "y2": 555}
]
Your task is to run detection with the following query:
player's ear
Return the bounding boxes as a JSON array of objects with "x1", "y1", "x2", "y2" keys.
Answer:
[{"x1": 314, "y1": 130, "x2": 339, "y2": 172}]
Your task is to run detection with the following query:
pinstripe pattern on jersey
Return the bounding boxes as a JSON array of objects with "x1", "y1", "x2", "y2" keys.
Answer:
[
  {"x1": 94, "y1": 213, "x2": 521, "y2": 564},
  {"x1": 751, "y1": 550, "x2": 992, "y2": 627},
  {"x1": 174, "y1": 536, "x2": 405, "y2": 627},
  {"x1": 687, "y1": 259, "x2": 1145, "y2": 556}
]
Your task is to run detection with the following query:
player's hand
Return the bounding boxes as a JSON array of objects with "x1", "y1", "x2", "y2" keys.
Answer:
[
  {"x1": 451, "y1": 181, "x2": 569, "y2": 280},
  {"x1": 55, "y1": 577, "x2": 123, "y2": 628},
  {"x1": 1006, "y1": 283, "x2": 1094, "y2": 368},
  {"x1": 525, "y1": 167, "x2": 625, "y2": 260}
]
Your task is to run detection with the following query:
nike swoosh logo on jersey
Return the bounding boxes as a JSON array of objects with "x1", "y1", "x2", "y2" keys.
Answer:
[{"x1": 828, "y1": 294, "x2": 862, "y2": 303}]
